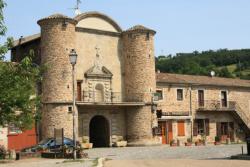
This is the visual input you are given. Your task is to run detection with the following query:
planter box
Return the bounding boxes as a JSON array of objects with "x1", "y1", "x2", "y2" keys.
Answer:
[
  {"x1": 185, "y1": 142, "x2": 192, "y2": 146},
  {"x1": 170, "y1": 143, "x2": 178, "y2": 147},
  {"x1": 81, "y1": 143, "x2": 93, "y2": 149},
  {"x1": 195, "y1": 142, "x2": 204, "y2": 146},
  {"x1": 214, "y1": 141, "x2": 221, "y2": 145},
  {"x1": 114, "y1": 141, "x2": 127, "y2": 147}
]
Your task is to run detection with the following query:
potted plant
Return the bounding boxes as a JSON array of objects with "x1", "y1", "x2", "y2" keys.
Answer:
[
  {"x1": 195, "y1": 139, "x2": 204, "y2": 146},
  {"x1": 214, "y1": 136, "x2": 221, "y2": 145},
  {"x1": 185, "y1": 138, "x2": 192, "y2": 146},
  {"x1": 0, "y1": 145, "x2": 7, "y2": 159},
  {"x1": 170, "y1": 139, "x2": 177, "y2": 147}
]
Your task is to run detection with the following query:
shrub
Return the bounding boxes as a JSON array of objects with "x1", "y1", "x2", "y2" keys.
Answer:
[
  {"x1": 0, "y1": 145, "x2": 7, "y2": 159},
  {"x1": 215, "y1": 136, "x2": 220, "y2": 142}
]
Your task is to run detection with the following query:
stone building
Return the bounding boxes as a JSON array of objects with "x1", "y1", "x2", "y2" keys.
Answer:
[
  {"x1": 156, "y1": 73, "x2": 250, "y2": 144},
  {"x1": 10, "y1": 11, "x2": 250, "y2": 147}
]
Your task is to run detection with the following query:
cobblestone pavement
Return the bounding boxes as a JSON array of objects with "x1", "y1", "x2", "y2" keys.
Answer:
[{"x1": 85, "y1": 144, "x2": 247, "y2": 160}]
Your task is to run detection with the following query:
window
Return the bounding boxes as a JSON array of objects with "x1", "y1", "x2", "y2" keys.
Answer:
[
  {"x1": 155, "y1": 90, "x2": 163, "y2": 101},
  {"x1": 198, "y1": 90, "x2": 204, "y2": 107},
  {"x1": 193, "y1": 119, "x2": 209, "y2": 136},
  {"x1": 221, "y1": 91, "x2": 228, "y2": 107},
  {"x1": 156, "y1": 110, "x2": 162, "y2": 118},
  {"x1": 177, "y1": 120, "x2": 185, "y2": 136},
  {"x1": 177, "y1": 89, "x2": 183, "y2": 101}
]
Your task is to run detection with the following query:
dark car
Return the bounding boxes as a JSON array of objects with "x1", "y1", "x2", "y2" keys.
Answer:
[{"x1": 21, "y1": 138, "x2": 79, "y2": 152}]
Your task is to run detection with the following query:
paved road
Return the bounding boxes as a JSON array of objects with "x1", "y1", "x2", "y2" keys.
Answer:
[
  {"x1": 105, "y1": 159, "x2": 250, "y2": 167},
  {"x1": 0, "y1": 158, "x2": 96, "y2": 167},
  {"x1": 85, "y1": 144, "x2": 246, "y2": 160}
]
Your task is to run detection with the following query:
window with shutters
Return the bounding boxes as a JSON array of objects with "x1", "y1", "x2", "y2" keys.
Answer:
[{"x1": 177, "y1": 120, "x2": 185, "y2": 136}]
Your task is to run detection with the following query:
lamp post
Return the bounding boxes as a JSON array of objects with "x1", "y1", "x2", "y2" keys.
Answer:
[{"x1": 69, "y1": 49, "x2": 78, "y2": 160}]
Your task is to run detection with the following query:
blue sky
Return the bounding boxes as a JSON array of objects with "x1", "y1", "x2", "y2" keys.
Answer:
[{"x1": 2, "y1": 0, "x2": 250, "y2": 59}]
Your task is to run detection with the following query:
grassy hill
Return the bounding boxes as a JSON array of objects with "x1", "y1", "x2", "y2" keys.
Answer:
[{"x1": 156, "y1": 49, "x2": 250, "y2": 80}]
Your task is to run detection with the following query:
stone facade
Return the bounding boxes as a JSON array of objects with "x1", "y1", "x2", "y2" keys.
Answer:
[
  {"x1": 10, "y1": 11, "x2": 250, "y2": 147},
  {"x1": 38, "y1": 15, "x2": 77, "y2": 139},
  {"x1": 157, "y1": 81, "x2": 250, "y2": 144}
]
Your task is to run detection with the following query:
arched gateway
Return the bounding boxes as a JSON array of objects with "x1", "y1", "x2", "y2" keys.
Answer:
[{"x1": 89, "y1": 116, "x2": 110, "y2": 147}]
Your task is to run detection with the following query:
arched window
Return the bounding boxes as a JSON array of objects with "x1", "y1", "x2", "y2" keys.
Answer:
[{"x1": 95, "y1": 84, "x2": 104, "y2": 102}]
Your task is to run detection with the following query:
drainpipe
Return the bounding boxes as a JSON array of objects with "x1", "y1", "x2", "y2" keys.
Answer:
[{"x1": 189, "y1": 85, "x2": 193, "y2": 141}]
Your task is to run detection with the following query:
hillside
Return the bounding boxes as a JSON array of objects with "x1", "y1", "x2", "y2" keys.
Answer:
[{"x1": 155, "y1": 49, "x2": 250, "y2": 80}]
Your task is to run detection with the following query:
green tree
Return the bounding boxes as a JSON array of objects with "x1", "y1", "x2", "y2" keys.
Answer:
[{"x1": 0, "y1": 0, "x2": 42, "y2": 129}]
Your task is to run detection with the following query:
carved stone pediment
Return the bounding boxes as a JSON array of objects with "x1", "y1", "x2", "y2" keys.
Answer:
[
  {"x1": 85, "y1": 65, "x2": 113, "y2": 79},
  {"x1": 85, "y1": 52, "x2": 113, "y2": 79}
]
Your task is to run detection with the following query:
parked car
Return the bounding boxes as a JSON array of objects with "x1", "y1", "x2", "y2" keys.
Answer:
[{"x1": 21, "y1": 138, "x2": 79, "y2": 152}]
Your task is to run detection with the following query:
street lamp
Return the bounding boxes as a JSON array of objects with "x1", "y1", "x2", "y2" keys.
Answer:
[{"x1": 69, "y1": 49, "x2": 78, "y2": 160}]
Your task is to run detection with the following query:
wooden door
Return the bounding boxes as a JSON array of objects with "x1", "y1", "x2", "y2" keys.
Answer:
[
  {"x1": 229, "y1": 122, "x2": 235, "y2": 142},
  {"x1": 198, "y1": 90, "x2": 204, "y2": 107},
  {"x1": 77, "y1": 81, "x2": 82, "y2": 101},
  {"x1": 220, "y1": 122, "x2": 228, "y2": 141},
  {"x1": 166, "y1": 121, "x2": 173, "y2": 144},
  {"x1": 161, "y1": 122, "x2": 167, "y2": 144}
]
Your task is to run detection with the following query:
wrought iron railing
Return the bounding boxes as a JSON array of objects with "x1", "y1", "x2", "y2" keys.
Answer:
[
  {"x1": 197, "y1": 100, "x2": 236, "y2": 111},
  {"x1": 197, "y1": 100, "x2": 250, "y2": 129},
  {"x1": 79, "y1": 91, "x2": 150, "y2": 103}
]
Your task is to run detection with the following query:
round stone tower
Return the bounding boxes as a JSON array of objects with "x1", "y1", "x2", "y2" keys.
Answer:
[
  {"x1": 38, "y1": 14, "x2": 77, "y2": 139},
  {"x1": 122, "y1": 25, "x2": 157, "y2": 146}
]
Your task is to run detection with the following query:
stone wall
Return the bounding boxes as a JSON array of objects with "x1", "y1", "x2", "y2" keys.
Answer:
[
  {"x1": 75, "y1": 30, "x2": 123, "y2": 96},
  {"x1": 78, "y1": 107, "x2": 126, "y2": 146},
  {"x1": 157, "y1": 85, "x2": 191, "y2": 113},
  {"x1": 122, "y1": 27, "x2": 157, "y2": 145},
  {"x1": 41, "y1": 104, "x2": 74, "y2": 139},
  {"x1": 38, "y1": 16, "x2": 77, "y2": 139},
  {"x1": 122, "y1": 30, "x2": 156, "y2": 102},
  {"x1": 157, "y1": 83, "x2": 250, "y2": 143}
]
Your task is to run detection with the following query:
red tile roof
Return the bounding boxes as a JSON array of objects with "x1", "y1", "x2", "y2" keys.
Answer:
[{"x1": 156, "y1": 73, "x2": 250, "y2": 88}]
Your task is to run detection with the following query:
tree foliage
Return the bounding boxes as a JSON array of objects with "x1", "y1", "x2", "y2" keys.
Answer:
[
  {"x1": 0, "y1": 0, "x2": 42, "y2": 129},
  {"x1": 0, "y1": 52, "x2": 42, "y2": 129},
  {"x1": 156, "y1": 49, "x2": 250, "y2": 80}
]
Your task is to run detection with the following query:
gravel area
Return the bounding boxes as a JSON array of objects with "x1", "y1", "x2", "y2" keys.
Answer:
[{"x1": 85, "y1": 144, "x2": 247, "y2": 160}]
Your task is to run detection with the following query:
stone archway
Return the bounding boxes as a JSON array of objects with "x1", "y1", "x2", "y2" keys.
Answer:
[{"x1": 89, "y1": 115, "x2": 110, "y2": 147}]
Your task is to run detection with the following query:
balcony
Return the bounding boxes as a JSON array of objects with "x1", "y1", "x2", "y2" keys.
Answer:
[
  {"x1": 197, "y1": 100, "x2": 236, "y2": 112},
  {"x1": 76, "y1": 91, "x2": 147, "y2": 107}
]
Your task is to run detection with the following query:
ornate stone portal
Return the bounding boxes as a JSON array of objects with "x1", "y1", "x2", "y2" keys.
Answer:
[{"x1": 84, "y1": 49, "x2": 114, "y2": 103}]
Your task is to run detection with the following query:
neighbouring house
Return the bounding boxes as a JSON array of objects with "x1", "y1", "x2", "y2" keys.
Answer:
[
  {"x1": 9, "y1": 11, "x2": 250, "y2": 148},
  {"x1": 155, "y1": 73, "x2": 250, "y2": 144},
  {"x1": 0, "y1": 127, "x2": 8, "y2": 148}
]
